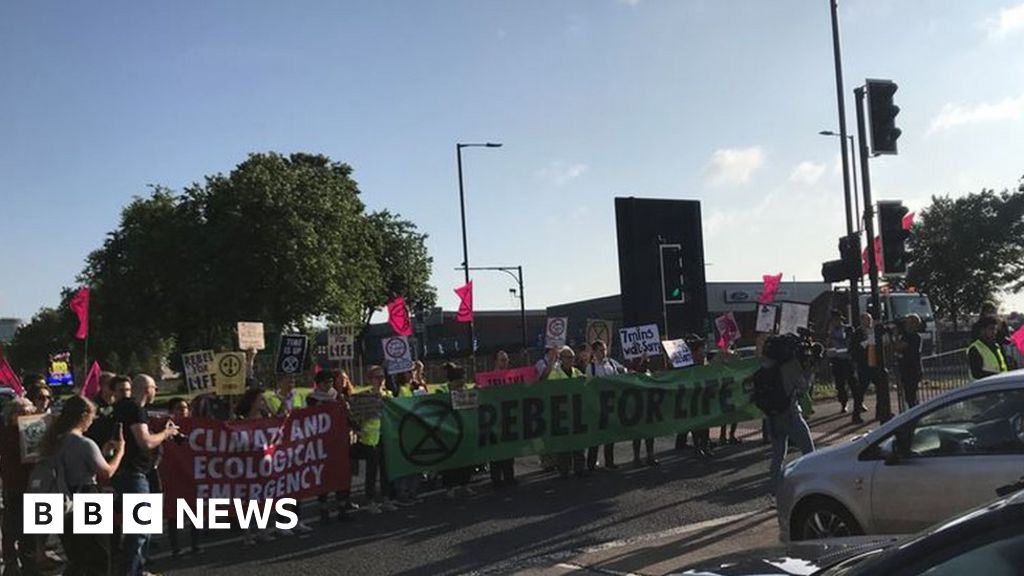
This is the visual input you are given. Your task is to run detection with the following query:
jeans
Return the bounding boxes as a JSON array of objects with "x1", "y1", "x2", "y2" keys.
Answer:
[
  {"x1": 350, "y1": 443, "x2": 386, "y2": 501},
  {"x1": 830, "y1": 357, "x2": 855, "y2": 407},
  {"x1": 766, "y1": 408, "x2": 814, "y2": 496},
  {"x1": 586, "y1": 444, "x2": 615, "y2": 469},
  {"x1": 113, "y1": 472, "x2": 150, "y2": 576}
]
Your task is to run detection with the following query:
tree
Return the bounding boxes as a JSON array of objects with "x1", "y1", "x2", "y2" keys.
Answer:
[
  {"x1": 907, "y1": 180, "x2": 1024, "y2": 329},
  {"x1": 358, "y1": 210, "x2": 437, "y2": 329}
]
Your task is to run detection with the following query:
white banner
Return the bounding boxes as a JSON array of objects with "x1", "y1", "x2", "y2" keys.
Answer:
[
  {"x1": 619, "y1": 324, "x2": 662, "y2": 360},
  {"x1": 661, "y1": 339, "x2": 695, "y2": 368}
]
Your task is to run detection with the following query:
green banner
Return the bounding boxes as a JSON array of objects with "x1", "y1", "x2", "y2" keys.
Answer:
[{"x1": 382, "y1": 358, "x2": 764, "y2": 477}]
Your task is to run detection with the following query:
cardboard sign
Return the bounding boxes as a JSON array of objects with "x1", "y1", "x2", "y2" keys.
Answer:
[
  {"x1": 585, "y1": 319, "x2": 614, "y2": 347},
  {"x1": 382, "y1": 336, "x2": 414, "y2": 374},
  {"x1": 619, "y1": 324, "x2": 662, "y2": 360},
  {"x1": 182, "y1": 350, "x2": 216, "y2": 393},
  {"x1": 474, "y1": 366, "x2": 539, "y2": 388},
  {"x1": 46, "y1": 352, "x2": 73, "y2": 387},
  {"x1": 451, "y1": 389, "x2": 479, "y2": 411},
  {"x1": 778, "y1": 302, "x2": 810, "y2": 335},
  {"x1": 18, "y1": 414, "x2": 48, "y2": 463},
  {"x1": 237, "y1": 322, "x2": 266, "y2": 351},
  {"x1": 276, "y1": 334, "x2": 309, "y2": 375},
  {"x1": 756, "y1": 304, "x2": 778, "y2": 334},
  {"x1": 328, "y1": 325, "x2": 356, "y2": 361},
  {"x1": 715, "y1": 312, "x2": 741, "y2": 346},
  {"x1": 545, "y1": 317, "x2": 568, "y2": 348},
  {"x1": 213, "y1": 352, "x2": 246, "y2": 396},
  {"x1": 348, "y1": 392, "x2": 384, "y2": 423},
  {"x1": 662, "y1": 339, "x2": 695, "y2": 368}
]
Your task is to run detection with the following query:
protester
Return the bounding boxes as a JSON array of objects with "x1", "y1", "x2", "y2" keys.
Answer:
[
  {"x1": 40, "y1": 395, "x2": 124, "y2": 576},
  {"x1": 411, "y1": 360, "x2": 427, "y2": 390},
  {"x1": 164, "y1": 398, "x2": 202, "y2": 555},
  {"x1": 235, "y1": 389, "x2": 280, "y2": 545},
  {"x1": 534, "y1": 347, "x2": 558, "y2": 380},
  {"x1": 758, "y1": 335, "x2": 816, "y2": 499},
  {"x1": 628, "y1": 355, "x2": 658, "y2": 468},
  {"x1": 676, "y1": 338, "x2": 712, "y2": 460},
  {"x1": 1, "y1": 397, "x2": 38, "y2": 576},
  {"x1": 849, "y1": 313, "x2": 877, "y2": 424},
  {"x1": 545, "y1": 347, "x2": 588, "y2": 477},
  {"x1": 584, "y1": 340, "x2": 625, "y2": 470},
  {"x1": 264, "y1": 375, "x2": 308, "y2": 416},
  {"x1": 441, "y1": 362, "x2": 480, "y2": 494},
  {"x1": 488, "y1": 350, "x2": 517, "y2": 488},
  {"x1": 111, "y1": 374, "x2": 179, "y2": 575},
  {"x1": 714, "y1": 345, "x2": 741, "y2": 446},
  {"x1": 85, "y1": 373, "x2": 122, "y2": 447},
  {"x1": 308, "y1": 370, "x2": 354, "y2": 521},
  {"x1": 352, "y1": 366, "x2": 397, "y2": 512},
  {"x1": 334, "y1": 369, "x2": 355, "y2": 400},
  {"x1": 897, "y1": 314, "x2": 924, "y2": 408},
  {"x1": 574, "y1": 343, "x2": 591, "y2": 372},
  {"x1": 968, "y1": 315, "x2": 1009, "y2": 380},
  {"x1": 24, "y1": 382, "x2": 52, "y2": 415},
  {"x1": 826, "y1": 310, "x2": 856, "y2": 414}
]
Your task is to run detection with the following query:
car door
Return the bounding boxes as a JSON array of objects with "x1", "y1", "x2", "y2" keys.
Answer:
[{"x1": 869, "y1": 389, "x2": 1024, "y2": 534}]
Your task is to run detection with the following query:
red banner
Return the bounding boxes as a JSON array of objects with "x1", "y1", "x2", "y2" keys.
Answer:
[
  {"x1": 474, "y1": 366, "x2": 539, "y2": 388},
  {"x1": 160, "y1": 404, "x2": 349, "y2": 505}
]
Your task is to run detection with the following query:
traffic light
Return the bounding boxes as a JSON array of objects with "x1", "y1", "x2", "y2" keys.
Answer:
[
  {"x1": 866, "y1": 79, "x2": 901, "y2": 156},
  {"x1": 660, "y1": 244, "x2": 685, "y2": 303},
  {"x1": 821, "y1": 234, "x2": 862, "y2": 283},
  {"x1": 878, "y1": 201, "x2": 910, "y2": 275}
]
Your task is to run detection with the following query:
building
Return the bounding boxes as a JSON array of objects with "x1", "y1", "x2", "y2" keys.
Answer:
[{"x1": 0, "y1": 318, "x2": 23, "y2": 344}]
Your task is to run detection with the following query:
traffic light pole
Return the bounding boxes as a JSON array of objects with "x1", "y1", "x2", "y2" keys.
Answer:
[
  {"x1": 828, "y1": 0, "x2": 860, "y2": 327},
  {"x1": 854, "y1": 85, "x2": 892, "y2": 422}
]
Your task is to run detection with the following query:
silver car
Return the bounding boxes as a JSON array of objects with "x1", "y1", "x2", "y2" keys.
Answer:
[{"x1": 778, "y1": 370, "x2": 1024, "y2": 542}]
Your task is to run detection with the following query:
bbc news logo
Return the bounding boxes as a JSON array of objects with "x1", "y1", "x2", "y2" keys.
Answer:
[{"x1": 24, "y1": 495, "x2": 299, "y2": 534}]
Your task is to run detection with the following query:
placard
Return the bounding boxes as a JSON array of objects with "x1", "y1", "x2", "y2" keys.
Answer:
[
  {"x1": 213, "y1": 352, "x2": 247, "y2": 396},
  {"x1": 18, "y1": 414, "x2": 48, "y2": 463},
  {"x1": 619, "y1": 324, "x2": 662, "y2": 360},
  {"x1": 585, "y1": 319, "x2": 614, "y2": 347},
  {"x1": 662, "y1": 339, "x2": 695, "y2": 368},
  {"x1": 382, "y1": 336, "x2": 414, "y2": 374},
  {"x1": 276, "y1": 334, "x2": 309, "y2": 375},
  {"x1": 182, "y1": 350, "x2": 216, "y2": 392},
  {"x1": 778, "y1": 302, "x2": 810, "y2": 335},
  {"x1": 545, "y1": 317, "x2": 568, "y2": 348},
  {"x1": 46, "y1": 352, "x2": 74, "y2": 387},
  {"x1": 756, "y1": 304, "x2": 778, "y2": 334},
  {"x1": 451, "y1": 389, "x2": 479, "y2": 410},
  {"x1": 348, "y1": 393, "x2": 384, "y2": 423},
  {"x1": 715, "y1": 312, "x2": 740, "y2": 346},
  {"x1": 237, "y1": 322, "x2": 266, "y2": 351},
  {"x1": 328, "y1": 325, "x2": 355, "y2": 361}
]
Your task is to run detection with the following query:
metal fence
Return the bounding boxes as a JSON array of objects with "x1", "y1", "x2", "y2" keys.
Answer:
[{"x1": 912, "y1": 348, "x2": 972, "y2": 406}]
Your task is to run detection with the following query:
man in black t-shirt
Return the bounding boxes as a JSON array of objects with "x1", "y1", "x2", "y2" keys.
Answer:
[
  {"x1": 111, "y1": 374, "x2": 179, "y2": 576},
  {"x1": 897, "y1": 315, "x2": 923, "y2": 408}
]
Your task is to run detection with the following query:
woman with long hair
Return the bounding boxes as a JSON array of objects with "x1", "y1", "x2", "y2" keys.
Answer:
[{"x1": 39, "y1": 395, "x2": 124, "y2": 576}]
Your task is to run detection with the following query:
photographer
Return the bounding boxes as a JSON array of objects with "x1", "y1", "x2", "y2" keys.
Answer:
[{"x1": 755, "y1": 334, "x2": 818, "y2": 499}]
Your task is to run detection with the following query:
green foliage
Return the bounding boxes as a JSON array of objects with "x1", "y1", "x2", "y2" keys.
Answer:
[
  {"x1": 907, "y1": 179, "x2": 1024, "y2": 328},
  {"x1": 7, "y1": 152, "x2": 436, "y2": 375}
]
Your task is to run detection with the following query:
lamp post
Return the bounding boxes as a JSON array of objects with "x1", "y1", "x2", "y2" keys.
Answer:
[
  {"x1": 819, "y1": 131, "x2": 861, "y2": 232},
  {"x1": 456, "y1": 142, "x2": 502, "y2": 362},
  {"x1": 458, "y1": 265, "x2": 527, "y2": 354}
]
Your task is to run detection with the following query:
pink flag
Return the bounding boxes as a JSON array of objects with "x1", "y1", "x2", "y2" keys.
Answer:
[
  {"x1": 454, "y1": 282, "x2": 473, "y2": 323},
  {"x1": 387, "y1": 297, "x2": 413, "y2": 337},
  {"x1": 79, "y1": 361, "x2": 102, "y2": 399},
  {"x1": 902, "y1": 211, "x2": 916, "y2": 231},
  {"x1": 758, "y1": 274, "x2": 783, "y2": 304},
  {"x1": 862, "y1": 236, "x2": 884, "y2": 275},
  {"x1": 0, "y1": 354, "x2": 24, "y2": 396},
  {"x1": 70, "y1": 287, "x2": 90, "y2": 340},
  {"x1": 1011, "y1": 325, "x2": 1024, "y2": 355}
]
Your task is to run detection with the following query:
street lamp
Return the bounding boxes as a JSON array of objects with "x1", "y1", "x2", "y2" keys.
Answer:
[
  {"x1": 456, "y1": 142, "x2": 502, "y2": 362},
  {"x1": 819, "y1": 130, "x2": 861, "y2": 232},
  {"x1": 458, "y1": 265, "x2": 527, "y2": 354}
]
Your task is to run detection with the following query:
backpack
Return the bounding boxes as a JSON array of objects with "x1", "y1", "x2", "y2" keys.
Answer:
[
  {"x1": 27, "y1": 440, "x2": 73, "y2": 515},
  {"x1": 752, "y1": 363, "x2": 791, "y2": 415}
]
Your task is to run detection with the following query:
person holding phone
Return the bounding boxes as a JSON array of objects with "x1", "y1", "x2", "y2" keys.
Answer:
[{"x1": 112, "y1": 375, "x2": 179, "y2": 576}]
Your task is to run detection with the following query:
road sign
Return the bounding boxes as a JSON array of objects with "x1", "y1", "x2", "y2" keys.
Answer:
[
  {"x1": 276, "y1": 334, "x2": 308, "y2": 375},
  {"x1": 214, "y1": 351, "x2": 247, "y2": 395}
]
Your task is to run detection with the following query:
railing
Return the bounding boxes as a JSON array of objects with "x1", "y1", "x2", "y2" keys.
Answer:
[{"x1": 901, "y1": 348, "x2": 972, "y2": 407}]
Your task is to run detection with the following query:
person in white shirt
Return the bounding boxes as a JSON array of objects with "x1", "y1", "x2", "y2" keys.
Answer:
[{"x1": 585, "y1": 340, "x2": 627, "y2": 470}]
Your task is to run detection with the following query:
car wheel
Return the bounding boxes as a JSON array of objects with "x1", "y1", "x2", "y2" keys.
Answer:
[{"x1": 792, "y1": 498, "x2": 863, "y2": 541}]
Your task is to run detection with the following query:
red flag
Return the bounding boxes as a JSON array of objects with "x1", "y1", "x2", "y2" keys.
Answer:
[
  {"x1": 79, "y1": 361, "x2": 102, "y2": 399},
  {"x1": 454, "y1": 281, "x2": 473, "y2": 323},
  {"x1": 757, "y1": 274, "x2": 783, "y2": 304},
  {"x1": 1011, "y1": 325, "x2": 1024, "y2": 356},
  {"x1": 386, "y1": 297, "x2": 413, "y2": 337},
  {"x1": 0, "y1": 355, "x2": 24, "y2": 396},
  {"x1": 902, "y1": 211, "x2": 915, "y2": 231},
  {"x1": 70, "y1": 287, "x2": 90, "y2": 340}
]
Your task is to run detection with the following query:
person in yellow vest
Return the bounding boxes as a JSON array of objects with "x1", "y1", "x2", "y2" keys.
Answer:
[
  {"x1": 351, "y1": 365, "x2": 396, "y2": 514},
  {"x1": 968, "y1": 315, "x2": 1009, "y2": 381},
  {"x1": 264, "y1": 375, "x2": 310, "y2": 416},
  {"x1": 547, "y1": 346, "x2": 588, "y2": 477}
]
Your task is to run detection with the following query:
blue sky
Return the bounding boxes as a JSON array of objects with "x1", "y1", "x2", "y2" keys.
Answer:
[{"x1": 2, "y1": 0, "x2": 1024, "y2": 322}]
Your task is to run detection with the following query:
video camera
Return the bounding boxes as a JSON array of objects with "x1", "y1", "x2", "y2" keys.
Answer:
[{"x1": 763, "y1": 332, "x2": 825, "y2": 367}]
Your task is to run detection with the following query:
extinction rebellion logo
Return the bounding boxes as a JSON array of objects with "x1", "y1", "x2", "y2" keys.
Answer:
[{"x1": 23, "y1": 495, "x2": 299, "y2": 534}]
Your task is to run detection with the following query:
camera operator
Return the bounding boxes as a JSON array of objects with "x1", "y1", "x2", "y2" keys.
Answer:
[{"x1": 756, "y1": 334, "x2": 819, "y2": 501}]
